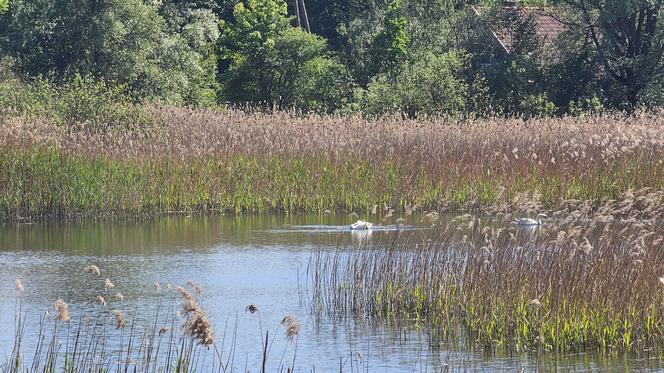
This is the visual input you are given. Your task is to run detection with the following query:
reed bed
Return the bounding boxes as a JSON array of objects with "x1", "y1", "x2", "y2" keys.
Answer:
[
  {"x1": 2, "y1": 275, "x2": 306, "y2": 373},
  {"x1": 1, "y1": 107, "x2": 664, "y2": 219},
  {"x1": 310, "y1": 188, "x2": 664, "y2": 353}
]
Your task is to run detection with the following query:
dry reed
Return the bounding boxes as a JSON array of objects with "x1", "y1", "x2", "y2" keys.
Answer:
[
  {"x1": 1, "y1": 108, "x2": 663, "y2": 219},
  {"x1": 53, "y1": 299, "x2": 70, "y2": 322},
  {"x1": 176, "y1": 284, "x2": 214, "y2": 346},
  {"x1": 111, "y1": 309, "x2": 126, "y2": 329},
  {"x1": 311, "y1": 188, "x2": 664, "y2": 353},
  {"x1": 84, "y1": 265, "x2": 100, "y2": 276}
]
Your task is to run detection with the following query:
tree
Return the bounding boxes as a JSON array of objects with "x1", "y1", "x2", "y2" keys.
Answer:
[
  {"x1": 219, "y1": 0, "x2": 350, "y2": 111},
  {"x1": 374, "y1": 0, "x2": 409, "y2": 76},
  {"x1": 358, "y1": 50, "x2": 471, "y2": 117},
  {"x1": 455, "y1": 2, "x2": 558, "y2": 116},
  {"x1": 1, "y1": 0, "x2": 219, "y2": 105},
  {"x1": 562, "y1": 0, "x2": 664, "y2": 109}
]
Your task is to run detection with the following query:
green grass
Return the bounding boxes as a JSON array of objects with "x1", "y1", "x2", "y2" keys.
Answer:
[
  {"x1": 311, "y1": 189, "x2": 664, "y2": 354},
  {"x1": 1, "y1": 145, "x2": 661, "y2": 220}
]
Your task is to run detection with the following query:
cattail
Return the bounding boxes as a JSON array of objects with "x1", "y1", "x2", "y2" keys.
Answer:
[
  {"x1": 115, "y1": 292, "x2": 125, "y2": 301},
  {"x1": 281, "y1": 314, "x2": 301, "y2": 340},
  {"x1": 105, "y1": 278, "x2": 115, "y2": 291},
  {"x1": 112, "y1": 309, "x2": 126, "y2": 329},
  {"x1": 84, "y1": 265, "x2": 101, "y2": 276},
  {"x1": 15, "y1": 279, "x2": 24, "y2": 292},
  {"x1": 54, "y1": 299, "x2": 70, "y2": 322},
  {"x1": 96, "y1": 295, "x2": 107, "y2": 306}
]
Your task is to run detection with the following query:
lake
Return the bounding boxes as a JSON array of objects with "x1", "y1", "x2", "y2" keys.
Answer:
[{"x1": 1, "y1": 214, "x2": 663, "y2": 372}]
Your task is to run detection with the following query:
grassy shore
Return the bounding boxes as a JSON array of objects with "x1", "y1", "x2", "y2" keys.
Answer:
[{"x1": 1, "y1": 107, "x2": 663, "y2": 220}]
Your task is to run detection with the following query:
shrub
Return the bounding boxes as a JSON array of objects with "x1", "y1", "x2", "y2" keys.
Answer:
[{"x1": 0, "y1": 73, "x2": 154, "y2": 130}]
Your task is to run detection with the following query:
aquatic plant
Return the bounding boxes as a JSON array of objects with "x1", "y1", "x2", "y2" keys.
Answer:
[
  {"x1": 3, "y1": 273, "x2": 312, "y2": 372},
  {"x1": 311, "y1": 188, "x2": 664, "y2": 353},
  {"x1": 84, "y1": 265, "x2": 101, "y2": 276},
  {"x1": 53, "y1": 299, "x2": 70, "y2": 322},
  {"x1": 0, "y1": 108, "x2": 663, "y2": 219}
]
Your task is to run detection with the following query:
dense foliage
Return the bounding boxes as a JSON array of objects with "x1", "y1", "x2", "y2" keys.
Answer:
[{"x1": 0, "y1": 0, "x2": 662, "y2": 116}]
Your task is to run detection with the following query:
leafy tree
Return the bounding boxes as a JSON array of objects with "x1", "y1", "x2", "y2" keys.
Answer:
[
  {"x1": 155, "y1": 0, "x2": 221, "y2": 104},
  {"x1": 336, "y1": 0, "x2": 460, "y2": 87},
  {"x1": 561, "y1": 0, "x2": 664, "y2": 109},
  {"x1": 219, "y1": 0, "x2": 350, "y2": 111},
  {"x1": 374, "y1": 0, "x2": 409, "y2": 76},
  {"x1": 457, "y1": 2, "x2": 558, "y2": 116},
  {"x1": 1, "y1": 0, "x2": 219, "y2": 105},
  {"x1": 358, "y1": 50, "x2": 471, "y2": 117}
]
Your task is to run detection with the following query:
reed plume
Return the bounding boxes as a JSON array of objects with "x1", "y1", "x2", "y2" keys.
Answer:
[
  {"x1": 111, "y1": 309, "x2": 126, "y2": 329},
  {"x1": 96, "y1": 295, "x2": 106, "y2": 306},
  {"x1": 176, "y1": 283, "x2": 214, "y2": 346},
  {"x1": 84, "y1": 265, "x2": 101, "y2": 276},
  {"x1": 281, "y1": 315, "x2": 301, "y2": 341},
  {"x1": 104, "y1": 278, "x2": 115, "y2": 291},
  {"x1": 53, "y1": 299, "x2": 70, "y2": 322},
  {"x1": 186, "y1": 280, "x2": 203, "y2": 295}
]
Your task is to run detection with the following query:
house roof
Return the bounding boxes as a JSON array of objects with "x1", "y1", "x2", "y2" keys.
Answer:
[{"x1": 473, "y1": 6, "x2": 565, "y2": 54}]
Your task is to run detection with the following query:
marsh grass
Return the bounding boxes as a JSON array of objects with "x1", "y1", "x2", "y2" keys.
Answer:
[
  {"x1": 1, "y1": 108, "x2": 663, "y2": 220},
  {"x1": 310, "y1": 189, "x2": 664, "y2": 354},
  {"x1": 2, "y1": 280, "x2": 310, "y2": 373}
]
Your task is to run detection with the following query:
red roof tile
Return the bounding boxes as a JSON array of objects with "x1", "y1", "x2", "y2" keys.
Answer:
[{"x1": 474, "y1": 6, "x2": 565, "y2": 54}]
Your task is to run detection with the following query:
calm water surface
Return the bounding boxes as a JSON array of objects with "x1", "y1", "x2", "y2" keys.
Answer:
[{"x1": 1, "y1": 214, "x2": 663, "y2": 372}]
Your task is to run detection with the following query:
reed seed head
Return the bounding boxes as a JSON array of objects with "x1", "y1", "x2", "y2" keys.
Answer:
[
  {"x1": 112, "y1": 309, "x2": 126, "y2": 329},
  {"x1": 53, "y1": 299, "x2": 70, "y2": 322},
  {"x1": 105, "y1": 278, "x2": 115, "y2": 291},
  {"x1": 84, "y1": 265, "x2": 101, "y2": 276},
  {"x1": 528, "y1": 299, "x2": 542, "y2": 309},
  {"x1": 281, "y1": 314, "x2": 301, "y2": 341},
  {"x1": 186, "y1": 280, "x2": 203, "y2": 295}
]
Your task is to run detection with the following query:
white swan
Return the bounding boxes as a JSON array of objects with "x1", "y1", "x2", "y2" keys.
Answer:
[
  {"x1": 514, "y1": 213, "x2": 547, "y2": 226},
  {"x1": 350, "y1": 220, "x2": 373, "y2": 230},
  {"x1": 515, "y1": 217, "x2": 542, "y2": 226}
]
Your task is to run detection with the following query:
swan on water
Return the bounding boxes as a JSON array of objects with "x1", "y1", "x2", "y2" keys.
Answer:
[
  {"x1": 350, "y1": 220, "x2": 373, "y2": 230},
  {"x1": 514, "y1": 213, "x2": 547, "y2": 226}
]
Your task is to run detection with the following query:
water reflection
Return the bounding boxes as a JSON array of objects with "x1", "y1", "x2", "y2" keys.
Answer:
[{"x1": 0, "y1": 214, "x2": 420, "y2": 255}]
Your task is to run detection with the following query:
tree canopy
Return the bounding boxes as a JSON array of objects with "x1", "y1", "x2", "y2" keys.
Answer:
[{"x1": 0, "y1": 0, "x2": 662, "y2": 115}]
